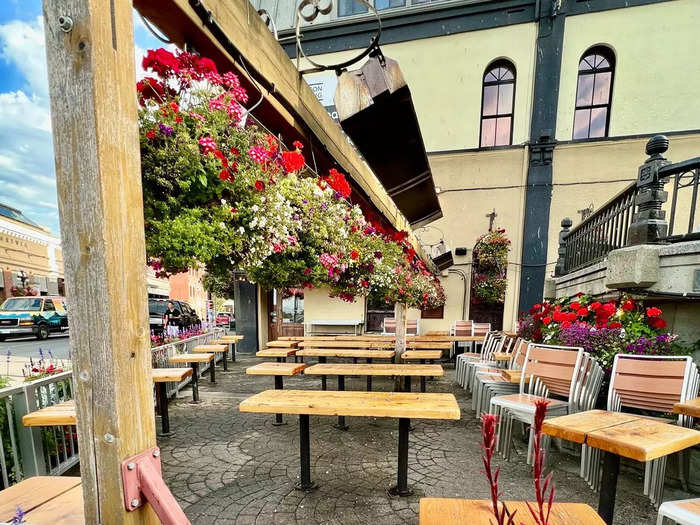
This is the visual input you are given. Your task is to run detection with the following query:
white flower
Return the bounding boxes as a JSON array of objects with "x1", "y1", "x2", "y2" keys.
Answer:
[
  {"x1": 252, "y1": 204, "x2": 259, "y2": 212},
  {"x1": 239, "y1": 226, "x2": 245, "y2": 233}
]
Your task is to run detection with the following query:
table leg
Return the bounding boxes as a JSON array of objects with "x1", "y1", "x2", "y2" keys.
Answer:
[
  {"x1": 334, "y1": 375, "x2": 349, "y2": 431},
  {"x1": 276, "y1": 357, "x2": 282, "y2": 363},
  {"x1": 209, "y1": 358, "x2": 216, "y2": 384},
  {"x1": 156, "y1": 382, "x2": 172, "y2": 435},
  {"x1": 598, "y1": 451, "x2": 620, "y2": 525},
  {"x1": 295, "y1": 414, "x2": 317, "y2": 491},
  {"x1": 366, "y1": 358, "x2": 373, "y2": 391},
  {"x1": 419, "y1": 359, "x2": 426, "y2": 392},
  {"x1": 388, "y1": 418, "x2": 413, "y2": 497},
  {"x1": 319, "y1": 356, "x2": 327, "y2": 391},
  {"x1": 404, "y1": 376, "x2": 411, "y2": 392},
  {"x1": 190, "y1": 363, "x2": 201, "y2": 404},
  {"x1": 232, "y1": 342, "x2": 236, "y2": 363},
  {"x1": 222, "y1": 347, "x2": 228, "y2": 372},
  {"x1": 273, "y1": 375, "x2": 285, "y2": 426}
]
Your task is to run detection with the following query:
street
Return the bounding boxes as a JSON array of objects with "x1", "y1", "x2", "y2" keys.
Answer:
[{"x1": 0, "y1": 333, "x2": 71, "y2": 360}]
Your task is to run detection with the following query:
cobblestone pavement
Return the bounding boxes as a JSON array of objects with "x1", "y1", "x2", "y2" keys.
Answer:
[{"x1": 157, "y1": 354, "x2": 694, "y2": 524}]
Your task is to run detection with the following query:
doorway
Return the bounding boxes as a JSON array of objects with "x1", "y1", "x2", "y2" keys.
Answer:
[{"x1": 267, "y1": 288, "x2": 305, "y2": 340}]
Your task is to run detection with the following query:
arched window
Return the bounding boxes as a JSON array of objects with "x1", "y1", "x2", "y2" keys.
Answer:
[
  {"x1": 480, "y1": 60, "x2": 516, "y2": 147},
  {"x1": 573, "y1": 46, "x2": 615, "y2": 139}
]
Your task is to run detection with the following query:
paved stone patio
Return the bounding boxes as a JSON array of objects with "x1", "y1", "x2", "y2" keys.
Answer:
[{"x1": 156, "y1": 354, "x2": 695, "y2": 524}]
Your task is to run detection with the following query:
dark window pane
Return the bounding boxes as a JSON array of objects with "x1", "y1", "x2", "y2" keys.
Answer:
[
  {"x1": 573, "y1": 109, "x2": 591, "y2": 139},
  {"x1": 481, "y1": 119, "x2": 496, "y2": 147},
  {"x1": 592, "y1": 71, "x2": 612, "y2": 105},
  {"x1": 576, "y1": 74, "x2": 594, "y2": 107},
  {"x1": 589, "y1": 107, "x2": 608, "y2": 137},
  {"x1": 339, "y1": 0, "x2": 368, "y2": 16},
  {"x1": 497, "y1": 83, "x2": 514, "y2": 115},
  {"x1": 495, "y1": 117, "x2": 511, "y2": 146},
  {"x1": 482, "y1": 85, "x2": 498, "y2": 116}
]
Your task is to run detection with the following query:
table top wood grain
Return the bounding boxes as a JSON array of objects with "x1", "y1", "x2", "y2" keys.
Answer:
[
  {"x1": 151, "y1": 367, "x2": 193, "y2": 382},
  {"x1": 22, "y1": 400, "x2": 76, "y2": 427},
  {"x1": 493, "y1": 352, "x2": 511, "y2": 361},
  {"x1": 193, "y1": 344, "x2": 227, "y2": 353},
  {"x1": 216, "y1": 335, "x2": 244, "y2": 341},
  {"x1": 239, "y1": 390, "x2": 461, "y2": 420},
  {"x1": 266, "y1": 340, "x2": 299, "y2": 348},
  {"x1": 674, "y1": 397, "x2": 700, "y2": 417},
  {"x1": 405, "y1": 342, "x2": 451, "y2": 349},
  {"x1": 246, "y1": 362, "x2": 307, "y2": 376},
  {"x1": 24, "y1": 484, "x2": 84, "y2": 524},
  {"x1": 401, "y1": 350, "x2": 443, "y2": 360},
  {"x1": 303, "y1": 363, "x2": 443, "y2": 377},
  {"x1": 542, "y1": 409, "x2": 700, "y2": 462},
  {"x1": 418, "y1": 498, "x2": 604, "y2": 525},
  {"x1": 0, "y1": 476, "x2": 82, "y2": 522},
  {"x1": 295, "y1": 349, "x2": 395, "y2": 359},
  {"x1": 298, "y1": 340, "x2": 395, "y2": 349},
  {"x1": 168, "y1": 353, "x2": 214, "y2": 364}
]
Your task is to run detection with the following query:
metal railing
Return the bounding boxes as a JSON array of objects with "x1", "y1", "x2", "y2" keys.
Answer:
[
  {"x1": 556, "y1": 136, "x2": 700, "y2": 276},
  {"x1": 0, "y1": 327, "x2": 226, "y2": 489}
]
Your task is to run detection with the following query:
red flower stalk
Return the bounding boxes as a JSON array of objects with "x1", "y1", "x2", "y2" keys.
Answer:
[
  {"x1": 480, "y1": 414, "x2": 516, "y2": 525},
  {"x1": 526, "y1": 399, "x2": 555, "y2": 525}
]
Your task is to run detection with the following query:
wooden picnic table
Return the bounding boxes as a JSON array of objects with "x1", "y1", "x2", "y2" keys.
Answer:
[
  {"x1": 0, "y1": 476, "x2": 84, "y2": 524},
  {"x1": 23, "y1": 368, "x2": 193, "y2": 435},
  {"x1": 542, "y1": 409, "x2": 700, "y2": 524},
  {"x1": 406, "y1": 341, "x2": 451, "y2": 350},
  {"x1": 418, "y1": 498, "x2": 604, "y2": 524},
  {"x1": 246, "y1": 362, "x2": 307, "y2": 425},
  {"x1": 305, "y1": 363, "x2": 443, "y2": 394},
  {"x1": 212, "y1": 336, "x2": 243, "y2": 364},
  {"x1": 295, "y1": 348, "x2": 396, "y2": 391},
  {"x1": 266, "y1": 340, "x2": 299, "y2": 348},
  {"x1": 298, "y1": 340, "x2": 395, "y2": 349},
  {"x1": 674, "y1": 397, "x2": 700, "y2": 417},
  {"x1": 194, "y1": 344, "x2": 229, "y2": 371},
  {"x1": 256, "y1": 348, "x2": 298, "y2": 361},
  {"x1": 239, "y1": 389, "x2": 460, "y2": 495},
  {"x1": 168, "y1": 353, "x2": 215, "y2": 402}
]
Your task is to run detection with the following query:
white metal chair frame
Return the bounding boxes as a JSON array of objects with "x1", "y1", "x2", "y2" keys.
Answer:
[
  {"x1": 456, "y1": 330, "x2": 497, "y2": 388},
  {"x1": 472, "y1": 339, "x2": 530, "y2": 416}
]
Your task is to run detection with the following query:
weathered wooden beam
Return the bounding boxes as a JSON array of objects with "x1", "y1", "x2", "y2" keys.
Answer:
[
  {"x1": 41, "y1": 1, "x2": 158, "y2": 523},
  {"x1": 132, "y1": 0, "x2": 428, "y2": 258}
]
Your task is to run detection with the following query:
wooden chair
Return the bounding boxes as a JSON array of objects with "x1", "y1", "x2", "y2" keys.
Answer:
[
  {"x1": 381, "y1": 318, "x2": 419, "y2": 336},
  {"x1": 450, "y1": 320, "x2": 473, "y2": 358},
  {"x1": 582, "y1": 354, "x2": 700, "y2": 506},
  {"x1": 657, "y1": 497, "x2": 700, "y2": 524},
  {"x1": 489, "y1": 344, "x2": 585, "y2": 461},
  {"x1": 472, "y1": 338, "x2": 529, "y2": 416}
]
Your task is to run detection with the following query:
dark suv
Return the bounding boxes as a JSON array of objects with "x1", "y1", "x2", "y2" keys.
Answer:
[{"x1": 148, "y1": 299, "x2": 201, "y2": 334}]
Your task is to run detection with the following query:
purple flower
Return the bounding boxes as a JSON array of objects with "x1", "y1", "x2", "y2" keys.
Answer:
[
  {"x1": 302, "y1": 199, "x2": 308, "y2": 205},
  {"x1": 11, "y1": 506, "x2": 25, "y2": 524},
  {"x1": 321, "y1": 202, "x2": 327, "y2": 210},
  {"x1": 293, "y1": 214, "x2": 300, "y2": 221},
  {"x1": 158, "y1": 123, "x2": 173, "y2": 137}
]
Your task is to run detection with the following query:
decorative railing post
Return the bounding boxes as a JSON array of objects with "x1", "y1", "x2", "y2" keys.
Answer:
[
  {"x1": 628, "y1": 135, "x2": 671, "y2": 245},
  {"x1": 554, "y1": 218, "x2": 572, "y2": 276}
]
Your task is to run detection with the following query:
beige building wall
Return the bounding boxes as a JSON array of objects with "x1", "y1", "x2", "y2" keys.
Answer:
[
  {"x1": 556, "y1": 0, "x2": 700, "y2": 141},
  {"x1": 303, "y1": 287, "x2": 366, "y2": 331}
]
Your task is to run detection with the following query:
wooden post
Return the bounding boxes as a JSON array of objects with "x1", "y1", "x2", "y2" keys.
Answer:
[
  {"x1": 394, "y1": 302, "x2": 407, "y2": 391},
  {"x1": 41, "y1": 1, "x2": 158, "y2": 523},
  {"x1": 275, "y1": 288, "x2": 284, "y2": 339}
]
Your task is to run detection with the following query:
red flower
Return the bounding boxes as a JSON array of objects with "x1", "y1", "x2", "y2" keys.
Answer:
[
  {"x1": 282, "y1": 149, "x2": 305, "y2": 173},
  {"x1": 566, "y1": 312, "x2": 578, "y2": 322},
  {"x1": 621, "y1": 299, "x2": 635, "y2": 311},
  {"x1": 145, "y1": 130, "x2": 156, "y2": 140},
  {"x1": 361, "y1": 279, "x2": 369, "y2": 289},
  {"x1": 230, "y1": 147, "x2": 240, "y2": 156},
  {"x1": 142, "y1": 48, "x2": 179, "y2": 76},
  {"x1": 304, "y1": 268, "x2": 312, "y2": 275},
  {"x1": 350, "y1": 250, "x2": 359, "y2": 260},
  {"x1": 589, "y1": 301, "x2": 602, "y2": 311},
  {"x1": 552, "y1": 310, "x2": 565, "y2": 323},
  {"x1": 293, "y1": 140, "x2": 304, "y2": 150},
  {"x1": 254, "y1": 180, "x2": 265, "y2": 192},
  {"x1": 649, "y1": 317, "x2": 667, "y2": 330},
  {"x1": 608, "y1": 321, "x2": 622, "y2": 329},
  {"x1": 542, "y1": 316, "x2": 552, "y2": 326},
  {"x1": 646, "y1": 307, "x2": 662, "y2": 318},
  {"x1": 230, "y1": 208, "x2": 237, "y2": 214},
  {"x1": 570, "y1": 302, "x2": 581, "y2": 311},
  {"x1": 195, "y1": 56, "x2": 217, "y2": 75},
  {"x1": 577, "y1": 307, "x2": 589, "y2": 317},
  {"x1": 169, "y1": 101, "x2": 179, "y2": 113},
  {"x1": 174, "y1": 115, "x2": 183, "y2": 124},
  {"x1": 219, "y1": 168, "x2": 231, "y2": 181},
  {"x1": 321, "y1": 168, "x2": 352, "y2": 198}
]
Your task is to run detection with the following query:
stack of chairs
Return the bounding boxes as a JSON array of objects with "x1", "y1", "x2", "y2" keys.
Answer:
[
  {"x1": 472, "y1": 338, "x2": 529, "y2": 416},
  {"x1": 382, "y1": 318, "x2": 419, "y2": 336}
]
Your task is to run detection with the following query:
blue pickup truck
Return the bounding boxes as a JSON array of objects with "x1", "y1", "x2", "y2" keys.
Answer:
[{"x1": 0, "y1": 296, "x2": 69, "y2": 341}]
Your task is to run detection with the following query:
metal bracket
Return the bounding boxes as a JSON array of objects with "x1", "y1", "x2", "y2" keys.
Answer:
[{"x1": 121, "y1": 447, "x2": 190, "y2": 524}]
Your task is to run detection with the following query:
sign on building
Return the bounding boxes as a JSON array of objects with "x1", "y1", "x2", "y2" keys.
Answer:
[{"x1": 306, "y1": 73, "x2": 339, "y2": 122}]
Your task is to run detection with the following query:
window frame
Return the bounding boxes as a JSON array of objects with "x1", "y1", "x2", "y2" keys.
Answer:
[
  {"x1": 421, "y1": 305, "x2": 444, "y2": 319},
  {"x1": 572, "y1": 45, "x2": 615, "y2": 140},
  {"x1": 479, "y1": 59, "x2": 516, "y2": 148}
]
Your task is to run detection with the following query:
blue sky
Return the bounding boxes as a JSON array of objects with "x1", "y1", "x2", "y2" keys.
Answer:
[{"x1": 0, "y1": 1, "x2": 171, "y2": 235}]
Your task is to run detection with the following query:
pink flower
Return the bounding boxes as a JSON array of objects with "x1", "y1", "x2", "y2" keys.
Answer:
[
  {"x1": 198, "y1": 136, "x2": 217, "y2": 155},
  {"x1": 248, "y1": 145, "x2": 269, "y2": 165}
]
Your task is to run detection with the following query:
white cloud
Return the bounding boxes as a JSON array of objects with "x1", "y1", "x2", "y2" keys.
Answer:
[{"x1": 0, "y1": 16, "x2": 49, "y2": 99}]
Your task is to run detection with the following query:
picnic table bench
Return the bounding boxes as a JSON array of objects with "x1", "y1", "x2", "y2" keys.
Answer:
[
  {"x1": 169, "y1": 353, "x2": 215, "y2": 402},
  {"x1": 23, "y1": 368, "x2": 194, "y2": 435},
  {"x1": 0, "y1": 476, "x2": 84, "y2": 524},
  {"x1": 298, "y1": 340, "x2": 395, "y2": 349},
  {"x1": 239, "y1": 389, "x2": 460, "y2": 495},
  {"x1": 266, "y1": 340, "x2": 299, "y2": 348},
  {"x1": 401, "y1": 350, "x2": 442, "y2": 363},
  {"x1": 296, "y1": 348, "x2": 395, "y2": 389},
  {"x1": 542, "y1": 409, "x2": 700, "y2": 524},
  {"x1": 405, "y1": 342, "x2": 451, "y2": 350},
  {"x1": 256, "y1": 348, "x2": 298, "y2": 362},
  {"x1": 418, "y1": 498, "x2": 604, "y2": 524},
  {"x1": 246, "y1": 362, "x2": 307, "y2": 425}
]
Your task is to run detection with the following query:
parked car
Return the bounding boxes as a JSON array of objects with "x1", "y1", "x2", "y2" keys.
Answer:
[
  {"x1": 215, "y1": 312, "x2": 231, "y2": 326},
  {"x1": 0, "y1": 296, "x2": 69, "y2": 341},
  {"x1": 148, "y1": 299, "x2": 200, "y2": 334}
]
